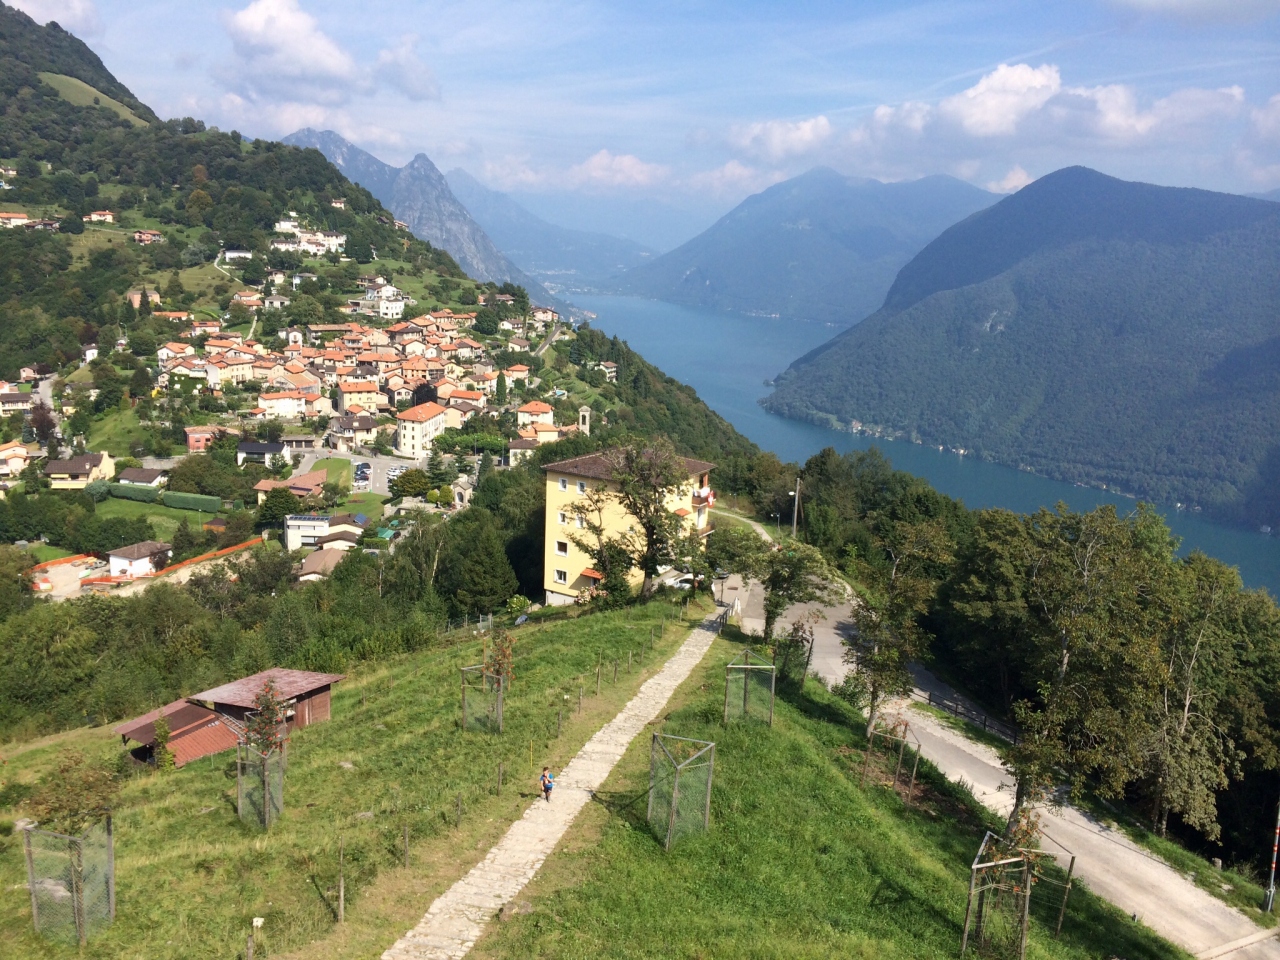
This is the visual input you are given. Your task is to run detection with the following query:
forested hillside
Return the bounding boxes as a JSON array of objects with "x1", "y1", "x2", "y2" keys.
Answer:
[
  {"x1": 765, "y1": 167, "x2": 1280, "y2": 527},
  {"x1": 615, "y1": 168, "x2": 994, "y2": 323}
]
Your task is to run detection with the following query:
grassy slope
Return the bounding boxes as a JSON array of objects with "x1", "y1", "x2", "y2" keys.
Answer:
[
  {"x1": 0, "y1": 600, "x2": 706, "y2": 959},
  {"x1": 314, "y1": 457, "x2": 353, "y2": 487},
  {"x1": 36, "y1": 73, "x2": 147, "y2": 127},
  {"x1": 473, "y1": 628, "x2": 1188, "y2": 960},
  {"x1": 95, "y1": 496, "x2": 218, "y2": 542},
  {"x1": 86, "y1": 407, "x2": 147, "y2": 457}
]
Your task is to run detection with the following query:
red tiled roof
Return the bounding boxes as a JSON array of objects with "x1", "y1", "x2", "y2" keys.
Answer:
[{"x1": 397, "y1": 401, "x2": 446, "y2": 422}]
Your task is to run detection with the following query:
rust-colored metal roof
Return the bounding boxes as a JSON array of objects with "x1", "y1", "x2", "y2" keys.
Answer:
[
  {"x1": 190, "y1": 668, "x2": 345, "y2": 708},
  {"x1": 169, "y1": 719, "x2": 239, "y2": 767},
  {"x1": 114, "y1": 699, "x2": 206, "y2": 742}
]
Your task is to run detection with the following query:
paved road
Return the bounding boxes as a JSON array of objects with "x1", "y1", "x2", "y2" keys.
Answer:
[{"x1": 805, "y1": 617, "x2": 1280, "y2": 960}]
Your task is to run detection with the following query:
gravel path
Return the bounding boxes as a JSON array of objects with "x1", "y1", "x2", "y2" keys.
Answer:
[{"x1": 380, "y1": 613, "x2": 721, "y2": 960}]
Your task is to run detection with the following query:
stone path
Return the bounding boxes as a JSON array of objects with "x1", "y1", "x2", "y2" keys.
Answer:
[{"x1": 380, "y1": 614, "x2": 721, "y2": 960}]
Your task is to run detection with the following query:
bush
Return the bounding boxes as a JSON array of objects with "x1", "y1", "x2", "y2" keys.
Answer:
[
  {"x1": 109, "y1": 482, "x2": 159, "y2": 503},
  {"x1": 84, "y1": 479, "x2": 111, "y2": 502},
  {"x1": 160, "y1": 491, "x2": 222, "y2": 513}
]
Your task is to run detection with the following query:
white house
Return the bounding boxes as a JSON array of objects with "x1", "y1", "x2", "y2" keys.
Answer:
[
  {"x1": 107, "y1": 541, "x2": 172, "y2": 578},
  {"x1": 283, "y1": 514, "x2": 331, "y2": 552},
  {"x1": 395, "y1": 401, "x2": 447, "y2": 459},
  {"x1": 223, "y1": 249, "x2": 254, "y2": 262}
]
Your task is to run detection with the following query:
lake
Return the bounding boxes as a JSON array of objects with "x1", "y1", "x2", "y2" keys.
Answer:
[{"x1": 575, "y1": 294, "x2": 1280, "y2": 596}]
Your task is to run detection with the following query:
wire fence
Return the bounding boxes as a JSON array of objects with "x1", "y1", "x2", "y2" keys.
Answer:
[
  {"x1": 962, "y1": 831, "x2": 1031, "y2": 959},
  {"x1": 861, "y1": 712, "x2": 923, "y2": 805},
  {"x1": 648, "y1": 734, "x2": 715, "y2": 851},
  {"x1": 914, "y1": 689, "x2": 1018, "y2": 743},
  {"x1": 461, "y1": 665, "x2": 505, "y2": 733},
  {"x1": 22, "y1": 817, "x2": 115, "y2": 946},
  {"x1": 724, "y1": 648, "x2": 775, "y2": 725},
  {"x1": 237, "y1": 744, "x2": 286, "y2": 830}
]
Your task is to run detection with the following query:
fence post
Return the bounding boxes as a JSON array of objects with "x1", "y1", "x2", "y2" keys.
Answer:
[
  {"x1": 557, "y1": 709, "x2": 562, "y2": 738},
  {"x1": 613, "y1": 660, "x2": 618, "y2": 684},
  {"x1": 71, "y1": 836, "x2": 86, "y2": 946},
  {"x1": 338, "y1": 836, "x2": 344, "y2": 924},
  {"x1": 960, "y1": 865, "x2": 978, "y2": 955},
  {"x1": 403, "y1": 824, "x2": 409, "y2": 869},
  {"x1": 723, "y1": 666, "x2": 731, "y2": 724},
  {"x1": 1019, "y1": 861, "x2": 1033, "y2": 959},
  {"x1": 106, "y1": 813, "x2": 116, "y2": 920},
  {"x1": 1055, "y1": 855, "x2": 1076, "y2": 937},
  {"x1": 703, "y1": 746, "x2": 715, "y2": 831},
  {"x1": 861, "y1": 731, "x2": 876, "y2": 787},
  {"x1": 456, "y1": 793, "x2": 462, "y2": 829},
  {"x1": 578, "y1": 686, "x2": 583, "y2": 713},
  {"x1": 22, "y1": 827, "x2": 37, "y2": 931},
  {"x1": 460, "y1": 667, "x2": 466, "y2": 730},
  {"x1": 666, "y1": 767, "x2": 680, "y2": 852},
  {"x1": 498, "y1": 760, "x2": 504, "y2": 794},
  {"x1": 596, "y1": 664, "x2": 601, "y2": 696},
  {"x1": 247, "y1": 934, "x2": 255, "y2": 960},
  {"x1": 628, "y1": 650, "x2": 632, "y2": 673}
]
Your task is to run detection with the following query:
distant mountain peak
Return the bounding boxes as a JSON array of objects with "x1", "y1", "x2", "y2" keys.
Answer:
[{"x1": 283, "y1": 129, "x2": 553, "y2": 299}]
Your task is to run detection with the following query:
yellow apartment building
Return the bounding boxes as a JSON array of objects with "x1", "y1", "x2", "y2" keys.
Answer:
[{"x1": 542, "y1": 450, "x2": 714, "y2": 606}]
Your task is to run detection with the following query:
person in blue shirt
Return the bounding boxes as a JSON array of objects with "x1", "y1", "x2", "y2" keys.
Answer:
[{"x1": 540, "y1": 766, "x2": 555, "y2": 802}]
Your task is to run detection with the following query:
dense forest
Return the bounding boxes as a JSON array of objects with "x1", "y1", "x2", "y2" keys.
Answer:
[{"x1": 765, "y1": 167, "x2": 1280, "y2": 529}]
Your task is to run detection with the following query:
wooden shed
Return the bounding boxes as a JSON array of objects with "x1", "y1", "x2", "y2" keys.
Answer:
[
  {"x1": 114, "y1": 699, "x2": 239, "y2": 767},
  {"x1": 190, "y1": 668, "x2": 345, "y2": 732}
]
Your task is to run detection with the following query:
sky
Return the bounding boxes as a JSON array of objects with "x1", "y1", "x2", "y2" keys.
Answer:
[{"x1": 12, "y1": 0, "x2": 1280, "y2": 248}]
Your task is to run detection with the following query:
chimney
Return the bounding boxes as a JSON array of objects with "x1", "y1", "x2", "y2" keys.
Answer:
[{"x1": 578, "y1": 405, "x2": 591, "y2": 436}]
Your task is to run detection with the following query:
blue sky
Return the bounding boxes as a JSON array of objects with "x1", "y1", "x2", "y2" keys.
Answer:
[{"x1": 13, "y1": 0, "x2": 1280, "y2": 247}]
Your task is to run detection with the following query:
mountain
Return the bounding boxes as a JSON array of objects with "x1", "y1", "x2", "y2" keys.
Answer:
[
  {"x1": 613, "y1": 168, "x2": 996, "y2": 324},
  {"x1": 764, "y1": 166, "x2": 1280, "y2": 526},
  {"x1": 444, "y1": 168, "x2": 654, "y2": 289},
  {"x1": 1250, "y1": 188, "x2": 1280, "y2": 202},
  {"x1": 282, "y1": 129, "x2": 560, "y2": 306}
]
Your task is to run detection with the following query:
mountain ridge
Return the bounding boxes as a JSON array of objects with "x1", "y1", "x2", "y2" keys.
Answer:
[
  {"x1": 764, "y1": 166, "x2": 1280, "y2": 527},
  {"x1": 444, "y1": 168, "x2": 654, "y2": 289},
  {"x1": 282, "y1": 128, "x2": 563, "y2": 307},
  {"x1": 612, "y1": 168, "x2": 996, "y2": 325}
]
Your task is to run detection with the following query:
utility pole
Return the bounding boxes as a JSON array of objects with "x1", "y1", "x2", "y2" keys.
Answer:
[
  {"x1": 790, "y1": 478, "x2": 801, "y2": 538},
  {"x1": 1266, "y1": 795, "x2": 1280, "y2": 912}
]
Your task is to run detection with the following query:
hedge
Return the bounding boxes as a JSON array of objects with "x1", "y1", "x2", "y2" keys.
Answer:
[
  {"x1": 160, "y1": 491, "x2": 222, "y2": 513},
  {"x1": 109, "y1": 483, "x2": 159, "y2": 503}
]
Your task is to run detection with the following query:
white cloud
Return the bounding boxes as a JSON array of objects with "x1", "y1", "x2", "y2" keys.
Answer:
[
  {"x1": 729, "y1": 116, "x2": 832, "y2": 162},
  {"x1": 687, "y1": 160, "x2": 786, "y2": 196},
  {"x1": 940, "y1": 63, "x2": 1061, "y2": 136},
  {"x1": 1253, "y1": 94, "x2": 1280, "y2": 141},
  {"x1": 986, "y1": 165, "x2": 1034, "y2": 193},
  {"x1": 9, "y1": 0, "x2": 100, "y2": 34},
  {"x1": 220, "y1": 0, "x2": 440, "y2": 115},
  {"x1": 375, "y1": 35, "x2": 440, "y2": 102},
  {"x1": 482, "y1": 155, "x2": 546, "y2": 190},
  {"x1": 1058, "y1": 83, "x2": 1244, "y2": 140},
  {"x1": 569, "y1": 150, "x2": 669, "y2": 188}
]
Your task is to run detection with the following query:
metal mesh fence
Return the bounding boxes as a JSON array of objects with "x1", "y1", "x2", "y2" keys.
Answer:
[
  {"x1": 962, "y1": 832, "x2": 1031, "y2": 959},
  {"x1": 461, "y1": 666, "x2": 504, "y2": 733},
  {"x1": 647, "y1": 734, "x2": 715, "y2": 851},
  {"x1": 237, "y1": 744, "x2": 286, "y2": 829},
  {"x1": 724, "y1": 649, "x2": 775, "y2": 725},
  {"x1": 23, "y1": 818, "x2": 114, "y2": 945}
]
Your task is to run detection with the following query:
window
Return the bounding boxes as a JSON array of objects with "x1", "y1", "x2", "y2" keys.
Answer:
[
  {"x1": 558, "y1": 511, "x2": 567, "y2": 525},
  {"x1": 554, "y1": 569, "x2": 568, "y2": 584},
  {"x1": 577, "y1": 480, "x2": 587, "y2": 493},
  {"x1": 558, "y1": 477, "x2": 568, "y2": 491},
  {"x1": 576, "y1": 515, "x2": 586, "y2": 529},
  {"x1": 556, "y1": 540, "x2": 569, "y2": 556}
]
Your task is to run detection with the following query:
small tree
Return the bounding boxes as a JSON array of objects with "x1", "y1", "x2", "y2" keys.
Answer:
[
  {"x1": 485, "y1": 628, "x2": 515, "y2": 683},
  {"x1": 602, "y1": 439, "x2": 688, "y2": 596},
  {"x1": 495, "y1": 370, "x2": 507, "y2": 404},
  {"x1": 245, "y1": 680, "x2": 288, "y2": 755},
  {"x1": 84, "y1": 479, "x2": 111, "y2": 502},
  {"x1": 28, "y1": 752, "x2": 119, "y2": 834},
  {"x1": 153, "y1": 715, "x2": 175, "y2": 771},
  {"x1": 760, "y1": 539, "x2": 838, "y2": 642}
]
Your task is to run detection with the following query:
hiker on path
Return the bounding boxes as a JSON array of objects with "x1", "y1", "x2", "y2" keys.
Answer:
[{"x1": 540, "y1": 766, "x2": 555, "y2": 802}]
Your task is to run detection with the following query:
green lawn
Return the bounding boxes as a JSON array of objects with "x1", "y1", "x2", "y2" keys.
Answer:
[
  {"x1": 87, "y1": 408, "x2": 148, "y2": 457},
  {"x1": 344, "y1": 491, "x2": 388, "y2": 515},
  {"x1": 26, "y1": 544, "x2": 74, "y2": 563},
  {"x1": 0, "y1": 600, "x2": 704, "y2": 960},
  {"x1": 96, "y1": 496, "x2": 216, "y2": 541},
  {"x1": 472, "y1": 627, "x2": 1187, "y2": 960},
  {"x1": 314, "y1": 457, "x2": 353, "y2": 487}
]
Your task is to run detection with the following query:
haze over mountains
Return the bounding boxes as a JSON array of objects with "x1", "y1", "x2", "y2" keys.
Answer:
[
  {"x1": 613, "y1": 168, "x2": 996, "y2": 325},
  {"x1": 764, "y1": 167, "x2": 1280, "y2": 526},
  {"x1": 282, "y1": 128, "x2": 561, "y2": 306},
  {"x1": 444, "y1": 169, "x2": 655, "y2": 290}
]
